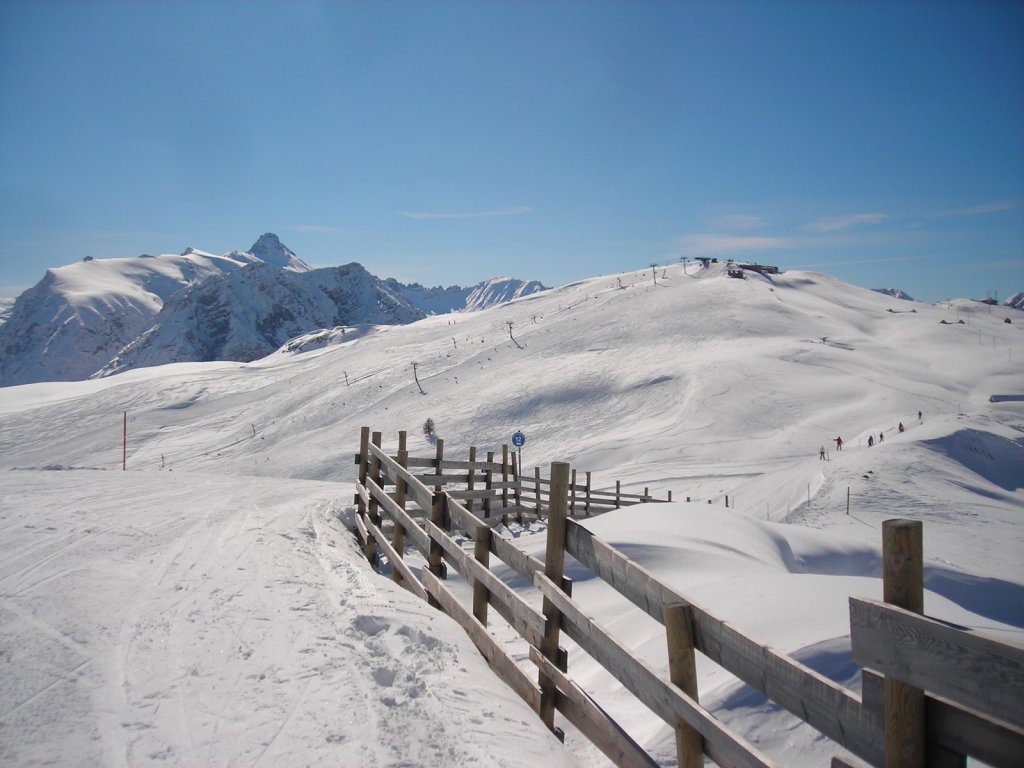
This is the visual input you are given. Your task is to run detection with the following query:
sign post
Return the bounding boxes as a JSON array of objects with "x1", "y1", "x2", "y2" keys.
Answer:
[{"x1": 511, "y1": 431, "x2": 525, "y2": 476}]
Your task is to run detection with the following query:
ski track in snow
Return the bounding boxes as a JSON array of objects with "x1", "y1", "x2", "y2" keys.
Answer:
[{"x1": 0, "y1": 472, "x2": 576, "y2": 768}]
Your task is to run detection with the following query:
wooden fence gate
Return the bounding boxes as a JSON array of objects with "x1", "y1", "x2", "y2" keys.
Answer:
[{"x1": 352, "y1": 427, "x2": 1024, "y2": 768}]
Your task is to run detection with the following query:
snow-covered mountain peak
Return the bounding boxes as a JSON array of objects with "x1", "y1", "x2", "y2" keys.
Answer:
[
  {"x1": 872, "y1": 287, "x2": 917, "y2": 301},
  {"x1": 248, "y1": 232, "x2": 309, "y2": 272}
]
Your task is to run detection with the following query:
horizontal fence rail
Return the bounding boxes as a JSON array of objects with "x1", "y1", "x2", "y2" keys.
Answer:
[{"x1": 350, "y1": 427, "x2": 1024, "y2": 768}]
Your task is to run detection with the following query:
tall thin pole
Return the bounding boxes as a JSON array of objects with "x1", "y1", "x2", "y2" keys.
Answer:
[{"x1": 122, "y1": 411, "x2": 127, "y2": 471}]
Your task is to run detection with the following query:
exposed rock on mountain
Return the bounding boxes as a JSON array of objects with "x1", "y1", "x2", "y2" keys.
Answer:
[
  {"x1": 872, "y1": 288, "x2": 916, "y2": 301},
  {"x1": 98, "y1": 263, "x2": 423, "y2": 376},
  {"x1": 244, "y1": 233, "x2": 310, "y2": 272},
  {"x1": 0, "y1": 232, "x2": 547, "y2": 386},
  {"x1": 0, "y1": 250, "x2": 258, "y2": 385}
]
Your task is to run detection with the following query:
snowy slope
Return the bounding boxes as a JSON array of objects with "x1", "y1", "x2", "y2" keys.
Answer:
[
  {"x1": 382, "y1": 276, "x2": 549, "y2": 315},
  {"x1": 0, "y1": 261, "x2": 1021, "y2": 766},
  {"x1": 0, "y1": 471, "x2": 576, "y2": 768}
]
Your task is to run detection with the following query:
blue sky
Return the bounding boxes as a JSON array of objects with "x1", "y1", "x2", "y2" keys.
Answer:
[{"x1": 1, "y1": 1, "x2": 1021, "y2": 303}]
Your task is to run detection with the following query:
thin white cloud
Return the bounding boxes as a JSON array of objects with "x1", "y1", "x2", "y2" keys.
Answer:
[
  {"x1": 675, "y1": 233, "x2": 798, "y2": 256},
  {"x1": 956, "y1": 258, "x2": 1024, "y2": 271},
  {"x1": 398, "y1": 206, "x2": 531, "y2": 220},
  {"x1": 803, "y1": 213, "x2": 889, "y2": 232},
  {"x1": 930, "y1": 201, "x2": 1019, "y2": 219},
  {"x1": 294, "y1": 225, "x2": 342, "y2": 234},
  {"x1": 712, "y1": 214, "x2": 770, "y2": 231},
  {"x1": 788, "y1": 254, "x2": 931, "y2": 269}
]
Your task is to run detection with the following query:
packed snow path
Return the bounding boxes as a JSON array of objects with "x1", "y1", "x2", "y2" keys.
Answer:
[{"x1": 0, "y1": 470, "x2": 577, "y2": 767}]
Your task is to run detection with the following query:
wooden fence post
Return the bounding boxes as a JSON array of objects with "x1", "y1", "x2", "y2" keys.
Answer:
[
  {"x1": 502, "y1": 444, "x2": 510, "y2": 527},
  {"x1": 466, "y1": 446, "x2": 477, "y2": 514},
  {"x1": 365, "y1": 431, "x2": 382, "y2": 564},
  {"x1": 585, "y1": 471, "x2": 592, "y2": 516},
  {"x1": 427, "y1": 438, "x2": 447, "y2": 609},
  {"x1": 539, "y1": 461, "x2": 571, "y2": 738},
  {"x1": 616, "y1": 480, "x2": 621, "y2": 509},
  {"x1": 433, "y1": 437, "x2": 444, "y2": 492},
  {"x1": 665, "y1": 603, "x2": 702, "y2": 767},
  {"x1": 882, "y1": 519, "x2": 925, "y2": 768},
  {"x1": 356, "y1": 426, "x2": 370, "y2": 514},
  {"x1": 484, "y1": 451, "x2": 494, "y2": 519},
  {"x1": 570, "y1": 468, "x2": 577, "y2": 517},
  {"x1": 473, "y1": 524, "x2": 491, "y2": 625},
  {"x1": 502, "y1": 444, "x2": 510, "y2": 510},
  {"x1": 391, "y1": 431, "x2": 408, "y2": 586},
  {"x1": 534, "y1": 466, "x2": 542, "y2": 518}
]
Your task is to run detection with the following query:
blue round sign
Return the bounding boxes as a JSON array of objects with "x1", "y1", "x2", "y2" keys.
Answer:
[{"x1": 512, "y1": 431, "x2": 526, "y2": 447}]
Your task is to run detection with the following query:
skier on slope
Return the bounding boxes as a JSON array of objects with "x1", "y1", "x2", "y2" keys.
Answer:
[{"x1": 834, "y1": 436, "x2": 843, "y2": 451}]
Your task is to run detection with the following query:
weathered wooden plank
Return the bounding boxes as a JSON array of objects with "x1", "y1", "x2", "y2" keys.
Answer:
[
  {"x1": 364, "y1": 515, "x2": 428, "y2": 601},
  {"x1": 447, "y1": 487, "x2": 518, "y2": 501},
  {"x1": 528, "y1": 648, "x2": 660, "y2": 768},
  {"x1": 473, "y1": 525, "x2": 490, "y2": 625},
  {"x1": 365, "y1": 476, "x2": 430, "y2": 555},
  {"x1": 850, "y1": 597, "x2": 1024, "y2": 729},
  {"x1": 421, "y1": 570, "x2": 541, "y2": 712},
  {"x1": 405, "y1": 458, "x2": 507, "y2": 472},
  {"x1": 368, "y1": 442, "x2": 434, "y2": 512},
  {"x1": 412, "y1": 472, "x2": 472, "y2": 484},
  {"x1": 831, "y1": 758, "x2": 872, "y2": 768},
  {"x1": 355, "y1": 481, "x2": 371, "y2": 511},
  {"x1": 424, "y1": 520, "x2": 545, "y2": 648},
  {"x1": 444, "y1": 495, "x2": 547, "y2": 578},
  {"x1": 867, "y1": 664, "x2": 1021, "y2": 768},
  {"x1": 565, "y1": 519, "x2": 883, "y2": 766},
  {"x1": 353, "y1": 509, "x2": 369, "y2": 548},
  {"x1": 533, "y1": 571, "x2": 776, "y2": 768},
  {"x1": 438, "y1": 458, "x2": 505, "y2": 471}
]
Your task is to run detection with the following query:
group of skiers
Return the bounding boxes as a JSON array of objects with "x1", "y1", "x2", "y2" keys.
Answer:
[{"x1": 819, "y1": 411, "x2": 922, "y2": 460}]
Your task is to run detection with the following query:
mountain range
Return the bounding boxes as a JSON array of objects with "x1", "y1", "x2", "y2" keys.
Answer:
[{"x1": 0, "y1": 234, "x2": 547, "y2": 386}]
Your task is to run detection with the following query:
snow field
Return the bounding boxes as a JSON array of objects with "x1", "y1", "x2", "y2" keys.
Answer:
[{"x1": 0, "y1": 261, "x2": 1021, "y2": 765}]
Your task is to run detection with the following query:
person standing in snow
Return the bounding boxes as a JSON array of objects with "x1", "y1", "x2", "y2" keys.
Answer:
[
  {"x1": 834, "y1": 436, "x2": 843, "y2": 451},
  {"x1": 868, "y1": 434, "x2": 874, "y2": 447},
  {"x1": 898, "y1": 422, "x2": 905, "y2": 433},
  {"x1": 819, "y1": 445, "x2": 826, "y2": 460},
  {"x1": 879, "y1": 431, "x2": 884, "y2": 443},
  {"x1": 918, "y1": 410, "x2": 923, "y2": 423}
]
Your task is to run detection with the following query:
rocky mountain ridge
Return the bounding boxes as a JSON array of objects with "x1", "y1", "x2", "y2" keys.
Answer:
[{"x1": 0, "y1": 234, "x2": 547, "y2": 386}]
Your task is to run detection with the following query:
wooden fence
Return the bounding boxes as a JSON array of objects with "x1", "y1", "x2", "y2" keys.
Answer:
[{"x1": 352, "y1": 427, "x2": 1024, "y2": 768}]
